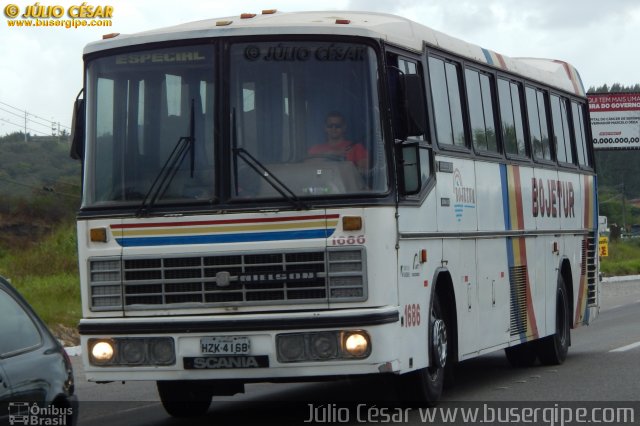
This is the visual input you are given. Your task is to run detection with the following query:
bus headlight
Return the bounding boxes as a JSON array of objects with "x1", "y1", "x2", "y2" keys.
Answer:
[
  {"x1": 121, "y1": 339, "x2": 146, "y2": 364},
  {"x1": 310, "y1": 333, "x2": 338, "y2": 360},
  {"x1": 344, "y1": 332, "x2": 370, "y2": 357},
  {"x1": 149, "y1": 339, "x2": 176, "y2": 365},
  {"x1": 89, "y1": 339, "x2": 115, "y2": 364}
]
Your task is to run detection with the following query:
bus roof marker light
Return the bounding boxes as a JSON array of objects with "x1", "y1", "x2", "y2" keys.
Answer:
[
  {"x1": 102, "y1": 32, "x2": 119, "y2": 39},
  {"x1": 335, "y1": 19, "x2": 351, "y2": 25},
  {"x1": 262, "y1": 9, "x2": 277, "y2": 15},
  {"x1": 241, "y1": 13, "x2": 256, "y2": 19},
  {"x1": 216, "y1": 20, "x2": 233, "y2": 26}
]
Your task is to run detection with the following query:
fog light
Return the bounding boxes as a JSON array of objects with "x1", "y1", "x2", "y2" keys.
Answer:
[
  {"x1": 310, "y1": 333, "x2": 338, "y2": 360},
  {"x1": 344, "y1": 332, "x2": 370, "y2": 357},
  {"x1": 90, "y1": 340, "x2": 115, "y2": 364},
  {"x1": 121, "y1": 339, "x2": 146, "y2": 364},
  {"x1": 150, "y1": 339, "x2": 175, "y2": 365}
]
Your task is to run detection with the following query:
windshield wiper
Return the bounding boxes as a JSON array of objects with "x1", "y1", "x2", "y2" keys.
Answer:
[
  {"x1": 233, "y1": 147, "x2": 309, "y2": 210},
  {"x1": 137, "y1": 99, "x2": 196, "y2": 217}
]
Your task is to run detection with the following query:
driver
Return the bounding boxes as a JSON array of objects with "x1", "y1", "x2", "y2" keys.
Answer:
[{"x1": 308, "y1": 111, "x2": 368, "y2": 174}]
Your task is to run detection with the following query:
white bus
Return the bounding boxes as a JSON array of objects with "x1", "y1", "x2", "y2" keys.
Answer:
[{"x1": 71, "y1": 10, "x2": 599, "y2": 416}]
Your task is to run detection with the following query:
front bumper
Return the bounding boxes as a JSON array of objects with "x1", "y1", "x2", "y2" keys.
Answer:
[{"x1": 80, "y1": 307, "x2": 401, "y2": 382}]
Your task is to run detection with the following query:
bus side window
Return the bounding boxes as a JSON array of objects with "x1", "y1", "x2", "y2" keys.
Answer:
[
  {"x1": 428, "y1": 56, "x2": 466, "y2": 148},
  {"x1": 465, "y1": 67, "x2": 498, "y2": 153},
  {"x1": 571, "y1": 101, "x2": 591, "y2": 167},
  {"x1": 550, "y1": 94, "x2": 573, "y2": 164},
  {"x1": 498, "y1": 78, "x2": 527, "y2": 157},
  {"x1": 526, "y1": 87, "x2": 552, "y2": 161}
]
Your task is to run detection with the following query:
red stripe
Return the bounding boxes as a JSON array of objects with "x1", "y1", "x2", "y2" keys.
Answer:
[
  {"x1": 111, "y1": 214, "x2": 340, "y2": 230},
  {"x1": 555, "y1": 60, "x2": 580, "y2": 95},
  {"x1": 583, "y1": 175, "x2": 591, "y2": 228},
  {"x1": 512, "y1": 166, "x2": 525, "y2": 230},
  {"x1": 495, "y1": 52, "x2": 507, "y2": 69}
]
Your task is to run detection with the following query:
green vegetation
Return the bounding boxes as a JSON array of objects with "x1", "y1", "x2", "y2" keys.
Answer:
[
  {"x1": 0, "y1": 132, "x2": 81, "y2": 331},
  {"x1": 0, "y1": 221, "x2": 81, "y2": 329},
  {"x1": 600, "y1": 239, "x2": 640, "y2": 277}
]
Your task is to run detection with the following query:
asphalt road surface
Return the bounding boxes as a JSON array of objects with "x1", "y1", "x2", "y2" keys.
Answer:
[{"x1": 71, "y1": 279, "x2": 640, "y2": 425}]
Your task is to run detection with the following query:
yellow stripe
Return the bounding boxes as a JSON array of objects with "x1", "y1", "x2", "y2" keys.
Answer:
[{"x1": 120, "y1": 220, "x2": 338, "y2": 237}]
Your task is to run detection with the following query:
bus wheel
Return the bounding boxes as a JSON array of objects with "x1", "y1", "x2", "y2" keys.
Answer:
[
  {"x1": 536, "y1": 276, "x2": 570, "y2": 365},
  {"x1": 400, "y1": 295, "x2": 447, "y2": 406},
  {"x1": 157, "y1": 381, "x2": 212, "y2": 418}
]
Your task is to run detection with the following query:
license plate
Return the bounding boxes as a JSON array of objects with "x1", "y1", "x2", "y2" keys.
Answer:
[{"x1": 200, "y1": 336, "x2": 250, "y2": 355}]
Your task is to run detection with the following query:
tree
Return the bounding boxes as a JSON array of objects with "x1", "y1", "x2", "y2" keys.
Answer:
[{"x1": 587, "y1": 83, "x2": 640, "y2": 93}]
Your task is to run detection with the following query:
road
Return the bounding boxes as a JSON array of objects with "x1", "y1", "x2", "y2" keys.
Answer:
[{"x1": 72, "y1": 279, "x2": 640, "y2": 425}]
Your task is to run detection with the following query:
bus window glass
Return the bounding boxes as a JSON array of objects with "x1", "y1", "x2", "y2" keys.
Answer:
[
  {"x1": 551, "y1": 95, "x2": 573, "y2": 164},
  {"x1": 229, "y1": 42, "x2": 387, "y2": 198},
  {"x1": 466, "y1": 68, "x2": 497, "y2": 152},
  {"x1": 429, "y1": 56, "x2": 466, "y2": 147},
  {"x1": 498, "y1": 78, "x2": 526, "y2": 156},
  {"x1": 526, "y1": 87, "x2": 552, "y2": 161},
  {"x1": 84, "y1": 45, "x2": 216, "y2": 207},
  {"x1": 572, "y1": 101, "x2": 589, "y2": 166}
]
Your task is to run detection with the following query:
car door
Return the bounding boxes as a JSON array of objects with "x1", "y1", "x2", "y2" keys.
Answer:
[
  {"x1": 0, "y1": 287, "x2": 48, "y2": 404},
  {"x1": 0, "y1": 362, "x2": 13, "y2": 424}
]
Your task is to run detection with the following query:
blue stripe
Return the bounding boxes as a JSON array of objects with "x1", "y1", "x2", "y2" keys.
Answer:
[
  {"x1": 482, "y1": 48, "x2": 494, "y2": 65},
  {"x1": 499, "y1": 164, "x2": 511, "y2": 231},
  {"x1": 116, "y1": 229, "x2": 333, "y2": 247}
]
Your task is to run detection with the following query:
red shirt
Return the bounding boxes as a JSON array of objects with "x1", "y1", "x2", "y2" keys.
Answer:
[{"x1": 308, "y1": 140, "x2": 368, "y2": 164}]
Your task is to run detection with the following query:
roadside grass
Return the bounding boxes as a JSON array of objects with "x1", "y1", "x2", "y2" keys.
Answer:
[
  {"x1": 0, "y1": 221, "x2": 81, "y2": 329},
  {"x1": 600, "y1": 238, "x2": 640, "y2": 276}
]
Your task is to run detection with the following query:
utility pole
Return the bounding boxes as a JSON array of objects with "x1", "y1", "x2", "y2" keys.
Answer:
[
  {"x1": 24, "y1": 110, "x2": 27, "y2": 141},
  {"x1": 622, "y1": 179, "x2": 627, "y2": 234}
]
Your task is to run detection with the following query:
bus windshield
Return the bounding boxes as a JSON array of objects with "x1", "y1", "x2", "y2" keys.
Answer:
[
  {"x1": 82, "y1": 40, "x2": 387, "y2": 208},
  {"x1": 229, "y1": 41, "x2": 387, "y2": 199}
]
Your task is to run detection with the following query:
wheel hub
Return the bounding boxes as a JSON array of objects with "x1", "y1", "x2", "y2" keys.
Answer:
[{"x1": 432, "y1": 318, "x2": 447, "y2": 368}]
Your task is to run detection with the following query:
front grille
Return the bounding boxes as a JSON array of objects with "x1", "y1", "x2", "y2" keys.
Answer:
[{"x1": 89, "y1": 248, "x2": 367, "y2": 311}]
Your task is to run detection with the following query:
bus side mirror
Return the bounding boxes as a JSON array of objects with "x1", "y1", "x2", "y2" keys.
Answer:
[
  {"x1": 70, "y1": 96, "x2": 85, "y2": 160},
  {"x1": 401, "y1": 74, "x2": 427, "y2": 138},
  {"x1": 390, "y1": 68, "x2": 428, "y2": 141},
  {"x1": 398, "y1": 142, "x2": 421, "y2": 195}
]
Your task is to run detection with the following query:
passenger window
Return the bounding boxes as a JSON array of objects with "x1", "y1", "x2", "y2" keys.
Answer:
[
  {"x1": 0, "y1": 289, "x2": 42, "y2": 356},
  {"x1": 465, "y1": 68, "x2": 498, "y2": 152},
  {"x1": 428, "y1": 56, "x2": 466, "y2": 147},
  {"x1": 551, "y1": 95, "x2": 573, "y2": 164},
  {"x1": 498, "y1": 78, "x2": 526, "y2": 156},
  {"x1": 526, "y1": 87, "x2": 552, "y2": 161},
  {"x1": 571, "y1": 101, "x2": 591, "y2": 167}
]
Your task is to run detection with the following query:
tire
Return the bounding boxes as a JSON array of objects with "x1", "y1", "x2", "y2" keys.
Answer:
[
  {"x1": 504, "y1": 341, "x2": 537, "y2": 367},
  {"x1": 157, "y1": 381, "x2": 212, "y2": 418},
  {"x1": 536, "y1": 276, "x2": 570, "y2": 365},
  {"x1": 399, "y1": 295, "x2": 448, "y2": 406}
]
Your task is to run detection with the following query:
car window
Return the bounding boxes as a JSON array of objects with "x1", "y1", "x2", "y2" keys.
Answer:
[{"x1": 0, "y1": 288, "x2": 42, "y2": 356}]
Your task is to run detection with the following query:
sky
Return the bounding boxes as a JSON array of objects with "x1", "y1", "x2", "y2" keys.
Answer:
[{"x1": 1, "y1": 0, "x2": 639, "y2": 136}]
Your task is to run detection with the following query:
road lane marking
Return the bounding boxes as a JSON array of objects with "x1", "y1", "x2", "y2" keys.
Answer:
[{"x1": 610, "y1": 341, "x2": 640, "y2": 352}]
